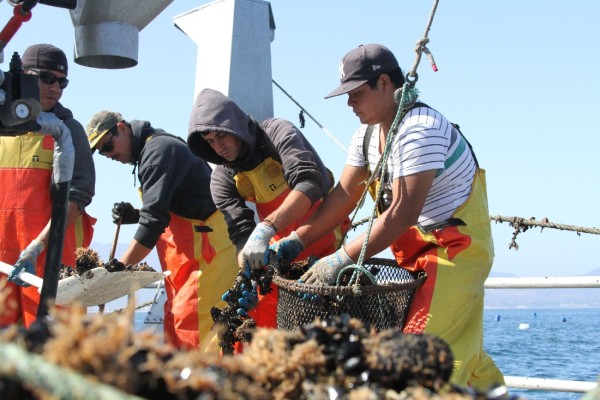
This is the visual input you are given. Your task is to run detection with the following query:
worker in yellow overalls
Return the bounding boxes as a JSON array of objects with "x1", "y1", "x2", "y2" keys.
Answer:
[
  {"x1": 272, "y1": 44, "x2": 505, "y2": 391},
  {"x1": 1, "y1": 44, "x2": 95, "y2": 327},
  {"x1": 86, "y1": 110, "x2": 237, "y2": 351}
]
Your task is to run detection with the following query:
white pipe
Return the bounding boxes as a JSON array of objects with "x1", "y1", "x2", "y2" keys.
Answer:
[
  {"x1": 504, "y1": 376, "x2": 598, "y2": 393},
  {"x1": 484, "y1": 276, "x2": 600, "y2": 289},
  {"x1": 0, "y1": 260, "x2": 43, "y2": 288}
]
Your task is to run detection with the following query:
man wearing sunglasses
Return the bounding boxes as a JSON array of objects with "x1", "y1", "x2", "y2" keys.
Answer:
[
  {"x1": 0, "y1": 44, "x2": 96, "y2": 328},
  {"x1": 86, "y1": 110, "x2": 238, "y2": 351}
]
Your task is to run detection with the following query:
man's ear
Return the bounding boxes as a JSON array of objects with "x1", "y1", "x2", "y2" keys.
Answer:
[{"x1": 116, "y1": 121, "x2": 130, "y2": 136}]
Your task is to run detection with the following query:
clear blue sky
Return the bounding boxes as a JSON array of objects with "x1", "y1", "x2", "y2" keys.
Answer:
[{"x1": 4, "y1": 1, "x2": 600, "y2": 279}]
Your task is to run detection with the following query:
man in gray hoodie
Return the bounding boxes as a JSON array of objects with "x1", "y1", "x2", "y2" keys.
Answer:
[{"x1": 187, "y1": 88, "x2": 348, "y2": 330}]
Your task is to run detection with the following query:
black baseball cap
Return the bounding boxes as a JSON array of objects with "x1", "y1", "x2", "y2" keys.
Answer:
[
  {"x1": 22, "y1": 43, "x2": 68, "y2": 75},
  {"x1": 325, "y1": 44, "x2": 399, "y2": 99}
]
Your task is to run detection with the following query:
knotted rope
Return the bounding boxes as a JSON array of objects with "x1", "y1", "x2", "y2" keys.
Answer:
[{"x1": 407, "y1": 0, "x2": 440, "y2": 84}]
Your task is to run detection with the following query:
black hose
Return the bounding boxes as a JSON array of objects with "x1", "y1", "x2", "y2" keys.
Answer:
[{"x1": 36, "y1": 180, "x2": 70, "y2": 320}]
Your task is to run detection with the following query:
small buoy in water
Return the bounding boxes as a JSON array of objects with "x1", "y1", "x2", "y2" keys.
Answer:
[
  {"x1": 561, "y1": 317, "x2": 567, "y2": 322},
  {"x1": 495, "y1": 314, "x2": 501, "y2": 321},
  {"x1": 519, "y1": 323, "x2": 530, "y2": 330}
]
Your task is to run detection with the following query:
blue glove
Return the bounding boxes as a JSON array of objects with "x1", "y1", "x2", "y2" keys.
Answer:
[
  {"x1": 236, "y1": 281, "x2": 259, "y2": 317},
  {"x1": 241, "y1": 222, "x2": 276, "y2": 270},
  {"x1": 270, "y1": 230, "x2": 305, "y2": 262},
  {"x1": 300, "y1": 247, "x2": 353, "y2": 285},
  {"x1": 9, "y1": 239, "x2": 45, "y2": 287}
]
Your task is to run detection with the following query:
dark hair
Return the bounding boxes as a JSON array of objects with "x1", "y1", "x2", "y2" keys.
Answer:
[
  {"x1": 367, "y1": 66, "x2": 405, "y2": 89},
  {"x1": 108, "y1": 125, "x2": 119, "y2": 136},
  {"x1": 108, "y1": 120, "x2": 132, "y2": 136}
]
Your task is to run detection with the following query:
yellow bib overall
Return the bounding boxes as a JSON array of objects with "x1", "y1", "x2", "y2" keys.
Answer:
[
  {"x1": 234, "y1": 157, "x2": 348, "y2": 329},
  {"x1": 0, "y1": 134, "x2": 95, "y2": 327},
  {"x1": 386, "y1": 169, "x2": 505, "y2": 389}
]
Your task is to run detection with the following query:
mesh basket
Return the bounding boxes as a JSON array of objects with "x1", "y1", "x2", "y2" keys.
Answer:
[{"x1": 273, "y1": 258, "x2": 426, "y2": 332}]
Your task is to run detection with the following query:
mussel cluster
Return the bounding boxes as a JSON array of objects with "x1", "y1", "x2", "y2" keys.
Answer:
[
  {"x1": 210, "y1": 251, "x2": 311, "y2": 354},
  {"x1": 0, "y1": 307, "x2": 519, "y2": 400},
  {"x1": 58, "y1": 248, "x2": 156, "y2": 280}
]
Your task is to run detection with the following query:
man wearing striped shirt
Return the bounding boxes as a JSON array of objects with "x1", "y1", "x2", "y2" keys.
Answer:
[{"x1": 273, "y1": 44, "x2": 505, "y2": 391}]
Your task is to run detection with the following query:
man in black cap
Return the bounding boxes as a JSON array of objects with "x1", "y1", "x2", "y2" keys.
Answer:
[
  {"x1": 272, "y1": 44, "x2": 505, "y2": 391},
  {"x1": 0, "y1": 44, "x2": 96, "y2": 328},
  {"x1": 86, "y1": 110, "x2": 238, "y2": 351}
]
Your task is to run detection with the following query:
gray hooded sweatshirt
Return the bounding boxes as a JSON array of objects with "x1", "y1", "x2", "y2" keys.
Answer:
[
  {"x1": 53, "y1": 102, "x2": 95, "y2": 212},
  {"x1": 187, "y1": 88, "x2": 332, "y2": 250}
]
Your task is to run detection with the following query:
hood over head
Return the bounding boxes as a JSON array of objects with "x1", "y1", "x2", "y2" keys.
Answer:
[{"x1": 187, "y1": 88, "x2": 258, "y2": 165}]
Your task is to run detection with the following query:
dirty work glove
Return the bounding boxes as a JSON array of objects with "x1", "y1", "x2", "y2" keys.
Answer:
[
  {"x1": 112, "y1": 202, "x2": 140, "y2": 224},
  {"x1": 8, "y1": 239, "x2": 45, "y2": 287},
  {"x1": 300, "y1": 247, "x2": 353, "y2": 285},
  {"x1": 237, "y1": 281, "x2": 259, "y2": 317},
  {"x1": 270, "y1": 231, "x2": 305, "y2": 262},
  {"x1": 241, "y1": 222, "x2": 276, "y2": 270}
]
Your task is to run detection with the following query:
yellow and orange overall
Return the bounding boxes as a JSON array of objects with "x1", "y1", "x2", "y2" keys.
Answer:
[
  {"x1": 154, "y1": 210, "x2": 238, "y2": 351},
  {"x1": 0, "y1": 134, "x2": 94, "y2": 327},
  {"x1": 389, "y1": 169, "x2": 505, "y2": 390},
  {"x1": 233, "y1": 157, "x2": 348, "y2": 329}
]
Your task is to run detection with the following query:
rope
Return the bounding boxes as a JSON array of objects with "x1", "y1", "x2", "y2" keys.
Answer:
[
  {"x1": 353, "y1": 214, "x2": 599, "y2": 250},
  {"x1": 272, "y1": 79, "x2": 348, "y2": 152},
  {"x1": 0, "y1": 342, "x2": 144, "y2": 400},
  {"x1": 490, "y1": 215, "x2": 600, "y2": 234},
  {"x1": 407, "y1": 0, "x2": 440, "y2": 83},
  {"x1": 491, "y1": 215, "x2": 600, "y2": 250}
]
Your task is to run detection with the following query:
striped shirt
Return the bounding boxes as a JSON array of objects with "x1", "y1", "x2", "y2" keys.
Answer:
[{"x1": 346, "y1": 106, "x2": 476, "y2": 227}]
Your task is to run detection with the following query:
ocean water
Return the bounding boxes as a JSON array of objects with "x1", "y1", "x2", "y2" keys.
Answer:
[
  {"x1": 483, "y1": 308, "x2": 600, "y2": 400},
  {"x1": 135, "y1": 308, "x2": 600, "y2": 399}
]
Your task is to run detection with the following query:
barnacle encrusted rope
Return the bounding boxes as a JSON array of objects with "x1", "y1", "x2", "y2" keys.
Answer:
[
  {"x1": 0, "y1": 342, "x2": 143, "y2": 400},
  {"x1": 490, "y1": 215, "x2": 600, "y2": 250}
]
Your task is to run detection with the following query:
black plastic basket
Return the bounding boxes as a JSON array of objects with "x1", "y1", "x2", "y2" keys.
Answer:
[{"x1": 273, "y1": 258, "x2": 426, "y2": 332}]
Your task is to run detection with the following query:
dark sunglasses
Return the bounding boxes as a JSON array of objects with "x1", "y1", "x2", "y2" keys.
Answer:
[
  {"x1": 98, "y1": 134, "x2": 115, "y2": 154},
  {"x1": 30, "y1": 69, "x2": 69, "y2": 90}
]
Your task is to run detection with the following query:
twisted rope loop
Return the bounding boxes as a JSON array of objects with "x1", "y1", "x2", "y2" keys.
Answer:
[{"x1": 407, "y1": 0, "x2": 440, "y2": 84}]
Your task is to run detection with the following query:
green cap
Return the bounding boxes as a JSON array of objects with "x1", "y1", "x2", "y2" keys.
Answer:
[{"x1": 86, "y1": 110, "x2": 122, "y2": 152}]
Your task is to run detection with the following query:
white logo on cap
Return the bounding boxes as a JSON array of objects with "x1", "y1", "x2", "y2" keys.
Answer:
[
  {"x1": 339, "y1": 60, "x2": 345, "y2": 80},
  {"x1": 57, "y1": 65, "x2": 65, "y2": 71},
  {"x1": 372, "y1": 64, "x2": 381, "y2": 71}
]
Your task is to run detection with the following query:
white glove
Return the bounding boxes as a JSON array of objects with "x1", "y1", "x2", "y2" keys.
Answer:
[
  {"x1": 300, "y1": 247, "x2": 354, "y2": 285},
  {"x1": 241, "y1": 222, "x2": 276, "y2": 270},
  {"x1": 8, "y1": 239, "x2": 45, "y2": 287}
]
